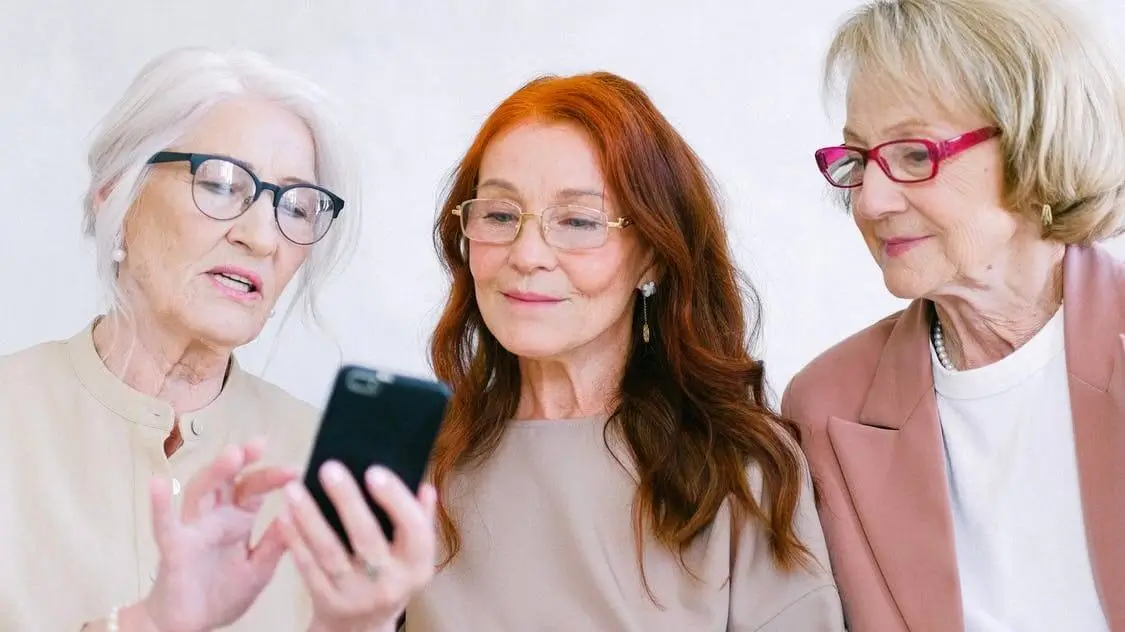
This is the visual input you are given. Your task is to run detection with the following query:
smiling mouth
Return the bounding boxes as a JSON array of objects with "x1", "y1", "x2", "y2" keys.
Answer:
[
  {"x1": 502, "y1": 292, "x2": 563, "y2": 304},
  {"x1": 881, "y1": 236, "x2": 931, "y2": 257},
  {"x1": 210, "y1": 272, "x2": 259, "y2": 294}
]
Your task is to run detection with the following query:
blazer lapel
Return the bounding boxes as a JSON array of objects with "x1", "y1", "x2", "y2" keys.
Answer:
[
  {"x1": 1061, "y1": 245, "x2": 1125, "y2": 631},
  {"x1": 828, "y1": 300, "x2": 963, "y2": 632}
]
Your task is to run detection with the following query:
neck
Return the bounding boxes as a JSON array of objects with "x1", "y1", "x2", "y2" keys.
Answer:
[
  {"x1": 932, "y1": 239, "x2": 1065, "y2": 370},
  {"x1": 514, "y1": 330, "x2": 630, "y2": 421},
  {"x1": 92, "y1": 311, "x2": 232, "y2": 415}
]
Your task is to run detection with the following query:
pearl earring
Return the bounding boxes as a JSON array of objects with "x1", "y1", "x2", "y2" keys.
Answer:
[
  {"x1": 111, "y1": 248, "x2": 126, "y2": 263},
  {"x1": 639, "y1": 281, "x2": 656, "y2": 343}
]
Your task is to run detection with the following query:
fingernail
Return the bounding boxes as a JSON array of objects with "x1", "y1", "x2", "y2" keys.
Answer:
[
  {"x1": 322, "y1": 461, "x2": 346, "y2": 484},
  {"x1": 284, "y1": 482, "x2": 302, "y2": 500},
  {"x1": 366, "y1": 466, "x2": 387, "y2": 487}
]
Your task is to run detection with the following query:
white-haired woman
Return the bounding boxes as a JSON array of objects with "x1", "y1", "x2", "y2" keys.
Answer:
[
  {"x1": 786, "y1": 1, "x2": 1125, "y2": 631},
  {"x1": 0, "y1": 47, "x2": 436, "y2": 632}
]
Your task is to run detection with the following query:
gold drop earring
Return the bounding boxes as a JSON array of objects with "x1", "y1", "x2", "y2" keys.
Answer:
[{"x1": 640, "y1": 281, "x2": 656, "y2": 343}]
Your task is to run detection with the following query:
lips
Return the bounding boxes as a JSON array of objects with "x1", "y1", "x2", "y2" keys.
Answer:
[
  {"x1": 881, "y1": 236, "x2": 930, "y2": 257},
  {"x1": 502, "y1": 290, "x2": 563, "y2": 304},
  {"x1": 212, "y1": 272, "x2": 256, "y2": 293},
  {"x1": 206, "y1": 266, "x2": 263, "y2": 299}
]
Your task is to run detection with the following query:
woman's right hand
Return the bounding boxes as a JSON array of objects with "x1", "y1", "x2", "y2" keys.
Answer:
[
  {"x1": 109, "y1": 438, "x2": 297, "y2": 632},
  {"x1": 278, "y1": 461, "x2": 438, "y2": 632}
]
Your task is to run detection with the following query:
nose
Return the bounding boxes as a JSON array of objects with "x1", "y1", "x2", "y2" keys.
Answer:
[
  {"x1": 226, "y1": 192, "x2": 281, "y2": 256},
  {"x1": 850, "y1": 159, "x2": 907, "y2": 221},
  {"x1": 506, "y1": 214, "x2": 556, "y2": 273}
]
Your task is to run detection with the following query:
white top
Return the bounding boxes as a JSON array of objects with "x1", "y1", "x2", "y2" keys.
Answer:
[{"x1": 932, "y1": 307, "x2": 1109, "y2": 631}]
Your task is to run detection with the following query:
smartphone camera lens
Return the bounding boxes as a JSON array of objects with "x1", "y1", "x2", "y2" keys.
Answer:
[{"x1": 345, "y1": 369, "x2": 384, "y2": 396}]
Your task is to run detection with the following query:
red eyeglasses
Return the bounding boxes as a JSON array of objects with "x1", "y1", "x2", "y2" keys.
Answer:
[{"x1": 814, "y1": 126, "x2": 1001, "y2": 188}]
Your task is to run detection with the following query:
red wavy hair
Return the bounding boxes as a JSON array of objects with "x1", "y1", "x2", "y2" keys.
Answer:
[{"x1": 428, "y1": 72, "x2": 813, "y2": 589}]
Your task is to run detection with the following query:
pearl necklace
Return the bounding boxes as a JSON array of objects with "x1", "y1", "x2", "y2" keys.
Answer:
[{"x1": 931, "y1": 318, "x2": 957, "y2": 371}]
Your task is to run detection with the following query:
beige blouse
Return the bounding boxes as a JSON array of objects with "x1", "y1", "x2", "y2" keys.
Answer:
[
  {"x1": 0, "y1": 321, "x2": 319, "y2": 630},
  {"x1": 406, "y1": 418, "x2": 845, "y2": 631}
]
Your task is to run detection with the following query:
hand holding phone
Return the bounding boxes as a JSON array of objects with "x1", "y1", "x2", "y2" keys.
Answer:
[
  {"x1": 302, "y1": 365, "x2": 451, "y2": 550},
  {"x1": 277, "y1": 365, "x2": 447, "y2": 631}
]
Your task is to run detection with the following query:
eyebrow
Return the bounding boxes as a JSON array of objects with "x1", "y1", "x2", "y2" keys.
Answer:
[
  {"x1": 476, "y1": 178, "x2": 604, "y2": 201},
  {"x1": 475, "y1": 178, "x2": 518, "y2": 193},
  {"x1": 842, "y1": 117, "x2": 935, "y2": 145},
  {"x1": 558, "y1": 187, "x2": 604, "y2": 200},
  {"x1": 202, "y1": 152, "x2": 316, "y2": 187}
]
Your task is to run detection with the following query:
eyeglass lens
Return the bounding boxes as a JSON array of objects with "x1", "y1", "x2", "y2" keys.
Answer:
[
  {"x1": 459, "y1": 199, "x2": 611, "y2": 250},
  {"x1": 192, "y1": 157, "x2": 337, "y2": 245},
  {"x1": 818, "y1": 141, "x2": 936, "y2": 187}
]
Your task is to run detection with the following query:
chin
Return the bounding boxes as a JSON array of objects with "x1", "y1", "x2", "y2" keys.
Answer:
[
  {"x1": 879, "y1": 269, "x2": 936, "y2": 301},
  {"x1": 491, "y1": 329, "x2": 572, "y2": 361},
  {"x1": 185, "y1": 307, "x2": 265, "y2": 349}
]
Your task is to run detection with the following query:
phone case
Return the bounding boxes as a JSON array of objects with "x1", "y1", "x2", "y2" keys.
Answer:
[{"x1": 302, "y1": 365, "x2": 451, "y2": 551}]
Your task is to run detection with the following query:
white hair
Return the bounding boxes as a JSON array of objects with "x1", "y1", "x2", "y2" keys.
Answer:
[{"x1": 83, "y1": 46, "x2": 360, "y2": 325}]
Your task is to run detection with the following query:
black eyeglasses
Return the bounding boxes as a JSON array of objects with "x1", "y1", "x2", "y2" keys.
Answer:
[{"x1": 147, "y1": 151, "x2": 345, "y2": 245}]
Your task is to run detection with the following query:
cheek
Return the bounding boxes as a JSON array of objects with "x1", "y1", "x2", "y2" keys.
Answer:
[
  {"x1": 913, "y1": 174, "x2": 977, "y2": 226},
  {"x1": 275, "y1": 243, "x2": 311, "y2": 287},
  {"x1": 125, "y1": 199, "x2": 209, "y2": 286},
  {"x1": 542, "y1": 260, "x2": 633, "y2": 343},
  {"x1": 854, "y1": 216, "x2": 877, "y2": 242},
  {"x1": 559, "y1": 257, "x2": 622, "y2": 299},
  {"x1": 467, "y1": 244, "x2": 506, "y2": 286},
  {"x1": 945, "y1": 211, "x2": 1021, "y2": 265},
  {"x1": 556, "y1": 256, "x2": 638, "y2": 337},
  {"x1": 910, "y1": 171, "x2": 1014, "y2": 257}
]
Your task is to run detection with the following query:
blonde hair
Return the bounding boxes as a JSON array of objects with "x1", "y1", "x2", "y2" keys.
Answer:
[
  {"x1": 84, "y1": 46, "x2": 361, "y2": 324},
  {"x1": 825, "y1": 0, "x2": 1125, "y2": 243}
]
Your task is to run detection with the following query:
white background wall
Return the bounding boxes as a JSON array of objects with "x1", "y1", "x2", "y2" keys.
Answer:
[{"x1": 2, "y1": 0, "x2": 1123, "y2": 407}]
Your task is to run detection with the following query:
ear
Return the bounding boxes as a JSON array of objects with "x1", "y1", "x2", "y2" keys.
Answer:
[
  {"x1": 89, "y1": 180, "x2": 121, "y2": 223},
  {"x1": 94, "y1": 177, "x2": 119, "y2": 208},
  {"x1": 636, "y1": 254, "x2": 663, "y2": 291},
  {"x1": 95, "y1": 184, "x2": 111, "y2": 207}
]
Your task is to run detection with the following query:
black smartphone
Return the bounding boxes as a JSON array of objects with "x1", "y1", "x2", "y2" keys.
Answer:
[{"x1": 303, "y1": 364, "x2": 451, "y2": 551}]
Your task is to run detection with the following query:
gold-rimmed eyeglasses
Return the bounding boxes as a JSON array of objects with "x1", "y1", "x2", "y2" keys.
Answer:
[{"x1": 452, "y1": 198, "x2": 632, "y2": 251}]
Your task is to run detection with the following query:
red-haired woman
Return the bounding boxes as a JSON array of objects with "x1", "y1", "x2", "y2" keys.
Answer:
[{"x1": 404, "y1": 72, "x2": 844, "y2": 631}]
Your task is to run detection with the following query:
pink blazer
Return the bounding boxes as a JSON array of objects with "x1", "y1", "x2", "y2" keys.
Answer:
[{"x1": 781, "y1": 244, "x2": 1125, "y2": 632}]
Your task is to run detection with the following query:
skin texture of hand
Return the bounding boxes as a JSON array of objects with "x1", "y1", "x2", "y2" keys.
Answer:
[
  {"x1": 139, "y1": 438, "x2": 298, "y2": 632},
  {"x1": 279, "y1": 461, "x2": 437, "y2": 632}
]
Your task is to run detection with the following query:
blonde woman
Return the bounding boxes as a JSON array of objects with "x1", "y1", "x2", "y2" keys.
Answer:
[{"x1": 786, "y1": 1, "x2": 1125, "y2": 630}]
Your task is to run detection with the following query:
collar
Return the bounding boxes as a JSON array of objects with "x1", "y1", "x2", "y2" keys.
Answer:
[{"x1": 65, "y1": 317, "x2": 249, "y2": 443}]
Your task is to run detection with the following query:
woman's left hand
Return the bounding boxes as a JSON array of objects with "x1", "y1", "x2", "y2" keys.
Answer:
[{"x1": 279, "y1": 461, "x2": 437, "y2": 632}]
